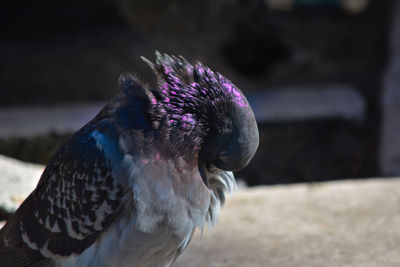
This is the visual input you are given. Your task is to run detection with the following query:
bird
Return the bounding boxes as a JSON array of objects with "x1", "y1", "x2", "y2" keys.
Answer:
[{"x1": 0, "y1": 52, "x2": 259, "y2": 267}]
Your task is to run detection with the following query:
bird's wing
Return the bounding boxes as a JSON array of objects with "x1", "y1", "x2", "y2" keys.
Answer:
[{"x1": 0, "y1": 118, "x2": 130, "y2": 265}]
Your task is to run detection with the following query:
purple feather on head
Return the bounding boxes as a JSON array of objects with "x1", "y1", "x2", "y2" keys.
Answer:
[{"x1": 141, "y1": 51, "x2": 258, "y2": 171}]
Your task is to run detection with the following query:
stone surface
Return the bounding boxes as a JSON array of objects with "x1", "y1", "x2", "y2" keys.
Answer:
[
  {"x1": 0, "y1": 154, "x2": 43, "y2": 213},
  {"x1": 381, "y1": 0, "x2": 400, "y2": 175},
  {"x1": 0, "y1": 154, "x2": 398, "y2": 266},
  {"x1": 175, "y1": 178, "x2": 400, "y2": 267}
]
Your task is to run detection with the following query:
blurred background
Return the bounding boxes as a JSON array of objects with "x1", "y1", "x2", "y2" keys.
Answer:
[{"x1": 0, "y1": 0, "x2": 399, "y2": 186}]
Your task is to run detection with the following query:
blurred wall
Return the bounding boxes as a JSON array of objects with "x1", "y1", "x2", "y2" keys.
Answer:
[
  {"x1": 381, "y1": 0, "x2": 400, "y2": 176},
  {"x1": 0, "y1": 0, "x2": 395, "y2": 185}
]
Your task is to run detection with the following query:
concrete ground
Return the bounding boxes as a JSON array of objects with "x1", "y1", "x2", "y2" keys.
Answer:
[
  {"x1": 0, "y1": 155, "x2": 43, "y2": 213},
  {"x1": 0, "y1": 155, "x2": 399, "y2": 266},
  {"x1": 175, "y1": 179, "x2": 400, "y2": 267}
]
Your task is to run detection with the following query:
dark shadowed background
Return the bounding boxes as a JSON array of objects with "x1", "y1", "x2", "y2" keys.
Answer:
[{"x1": 0, "y1": 0, "x2": 397, "y2": 186}]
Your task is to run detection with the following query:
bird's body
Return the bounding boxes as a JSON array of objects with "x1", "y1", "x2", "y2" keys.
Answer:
[{"x1": 0, "y1": 53, "x2": 258, "y2": 267}]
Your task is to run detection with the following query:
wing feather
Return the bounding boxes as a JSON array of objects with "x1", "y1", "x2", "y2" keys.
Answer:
[{"x1": 1, "y1": 118, "x2": 127, "y2": 259}]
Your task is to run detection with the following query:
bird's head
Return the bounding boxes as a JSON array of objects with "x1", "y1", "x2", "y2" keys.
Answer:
[{"x1": 142, "y1": 52, "x2": 259, "y2": 173}]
